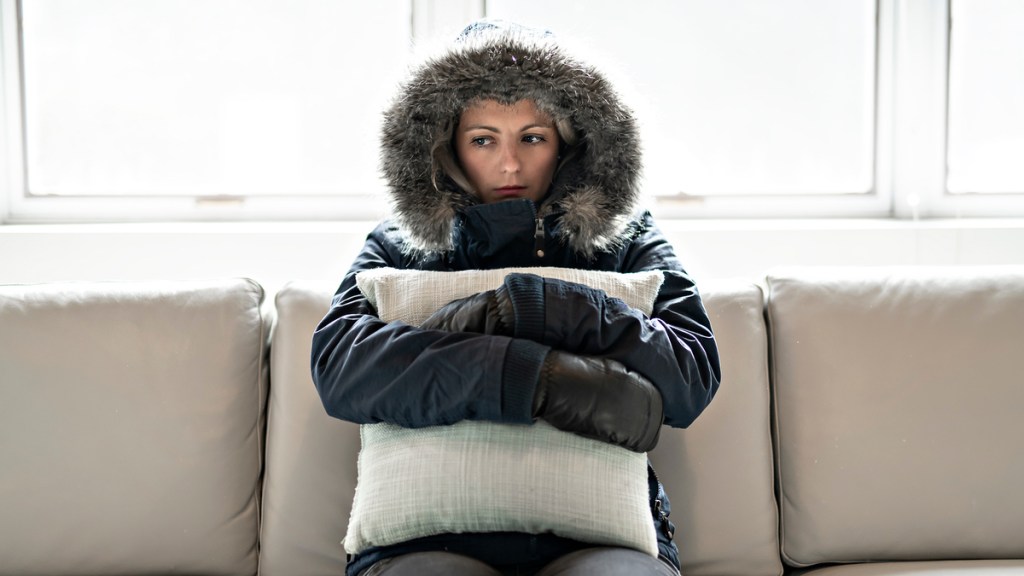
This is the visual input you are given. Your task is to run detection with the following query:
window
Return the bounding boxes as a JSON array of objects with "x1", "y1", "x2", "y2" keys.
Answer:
[
  {"x1": 1, "y1": 0, "x2": 1023, "y2": 223},
  {"x1": 947, "y1": 0, "x2": 1024, "y2": 194},
  {"x1": 489, "y1": 0, "x2": 878, "y2": 202},
  {"x1": 3, "y1": 0, "x2": 413, "y2": 221},
  {"x1": 886, "y1": 0, "x2": 1024, "y2": 218},
  {"x1": 21, "y1": 0, "x2": 409, "y2": 199}
]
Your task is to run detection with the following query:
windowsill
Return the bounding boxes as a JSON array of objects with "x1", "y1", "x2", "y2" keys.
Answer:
[
  {"x1": 0, "y1": 219, "x2": 376, "y2": 234},
  {"x1": 3, "y1": 216, "x2": 1024, "y2": 234},
  {"x1": 653, "y1": 216, "x2": 1024, "y2": 232},
  {"x1": 2, "y1": 216, "x2": 1022, "y2": 296}
]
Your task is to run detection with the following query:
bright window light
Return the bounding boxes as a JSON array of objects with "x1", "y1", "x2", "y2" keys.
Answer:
[
  {"x1": 487, "y1": 0, "x2": 877, "y2": 196},
  {"x1": 20, "y1": 0, "x2": 410, "y2": 198},
  {"x1": 947, "y1": 0, "x2": 1024, "y2": 194}
]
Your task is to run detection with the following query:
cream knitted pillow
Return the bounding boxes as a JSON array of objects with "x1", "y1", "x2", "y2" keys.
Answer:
[{"x1": 344, "y1": 267, "x2": 665, "y2": 557}]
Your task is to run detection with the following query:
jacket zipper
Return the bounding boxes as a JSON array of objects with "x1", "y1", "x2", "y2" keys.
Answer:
[
  {"x1": 649, "y1": 463, "x2": 674, "y2": 539},
  {"x1": 533, "y1": 217, "x2": 545, "y2": 258}
]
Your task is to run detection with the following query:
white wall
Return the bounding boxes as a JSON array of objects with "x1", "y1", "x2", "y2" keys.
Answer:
[{"x1": 2, "y1": 218, "x2": 1023, "y2": 300}]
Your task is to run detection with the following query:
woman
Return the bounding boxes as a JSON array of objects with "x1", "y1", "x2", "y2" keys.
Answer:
[{"x1": 311, "y1": 20, "x2": 721, "y2": 576}]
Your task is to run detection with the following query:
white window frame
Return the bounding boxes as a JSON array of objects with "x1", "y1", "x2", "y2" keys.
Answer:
[
  {"x1": 653, "y1": 0, "x2": 1024, "y2": 219},
  {"x1": 634, "y1": 0, "x2": 892, "y2": 220},
  {"x1": 887, "y1": 0, "x2": 1024, "y2": 218},
  {"x1": 2, "y1": 0, "x2": 1022, "y2": 225},
  {"x1": 0, "y1": 0, "x2": 421, "y2": 224}
]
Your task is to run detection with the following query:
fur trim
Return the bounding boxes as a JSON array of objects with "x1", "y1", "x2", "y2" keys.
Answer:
[{"x1": 380, "y1": 24, "x2": 643, "y2": 257}]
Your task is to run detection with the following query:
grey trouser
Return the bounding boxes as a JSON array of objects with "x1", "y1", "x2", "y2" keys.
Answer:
[{"x1": 359, "y1": 548, "x2": 681, "y2": 576}]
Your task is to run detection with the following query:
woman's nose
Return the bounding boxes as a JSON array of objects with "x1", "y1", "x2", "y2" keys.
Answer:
[{"x1": 500, "y1": 144, "x2": 520, "y2": 173}]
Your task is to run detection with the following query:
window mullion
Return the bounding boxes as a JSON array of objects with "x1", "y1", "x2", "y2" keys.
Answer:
[
  {"x1": 0, "y1": 0, "x2": 25, "y2": 223},
  {"x1": 889, "y1": 0, "x2": 949, "y2": 219}
]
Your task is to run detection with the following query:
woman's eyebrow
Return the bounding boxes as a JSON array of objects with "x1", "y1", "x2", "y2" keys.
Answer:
[
  {"x1": 519, "y1": 123, "x2": 555, "y2": 132},
  {"x1": 460, "y1": 122, "x2": 554, "y2": 132},
  {"x1": 461, "y1": 124, "x2": 499, "y2": 132}
]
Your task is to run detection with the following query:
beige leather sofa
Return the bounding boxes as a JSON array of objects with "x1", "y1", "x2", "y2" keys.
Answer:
[{"x1": 2, "y1": 267, "x2": 1022, "y2": 576}]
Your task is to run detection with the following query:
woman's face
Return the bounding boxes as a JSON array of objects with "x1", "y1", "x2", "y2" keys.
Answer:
[{"x1": 454, "y1": 99, "x2": 560, "y2": 204}]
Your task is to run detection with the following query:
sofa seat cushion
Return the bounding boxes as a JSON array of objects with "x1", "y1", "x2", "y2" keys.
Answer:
[{"x1": 795, "y1": 559, "x2": 1024, "y2": 575}]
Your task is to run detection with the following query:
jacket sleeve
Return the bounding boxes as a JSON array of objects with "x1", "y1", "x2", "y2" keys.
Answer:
[
  {"x1": 310, "y1": 224, "x2": 550, "y2": 428},
  {"x1": 501, "y1": 213, "x2": 721, "y2": 428}
]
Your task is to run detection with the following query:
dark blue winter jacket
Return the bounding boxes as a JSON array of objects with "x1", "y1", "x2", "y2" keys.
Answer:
[{"x1": 311, "y1": 199, "x2": 721, "y2": 575}]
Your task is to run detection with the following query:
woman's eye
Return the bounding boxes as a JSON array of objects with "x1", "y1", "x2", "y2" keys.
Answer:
[
  {"x1": 522, "y1": 135, "x2": 545, "y2": 144},
  {"x1": 470, "y1": 136, "x2": 491, "y2": 147}
]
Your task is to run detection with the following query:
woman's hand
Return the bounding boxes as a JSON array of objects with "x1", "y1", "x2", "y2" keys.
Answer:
[
  {"x1": 534, "y1": 350, "x2": 664, "y2": 453},
  {"x1": 420, "y1": 287, "x2": 515, "y2": 335}
]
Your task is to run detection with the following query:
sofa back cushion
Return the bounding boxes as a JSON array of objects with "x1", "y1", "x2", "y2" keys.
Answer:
[
  {"x1": 649, "y1": 280, "x2": 782, "y2": 576},
  {"x1": 0, "y1": 279, "x2": 268, "y2": 576},
  {"x1": 767, "y1": 267, "x2": 1024, "y2": 567},
  {"x1": 259, "y1": 281, "x2": 359, "y2": 576},
  {"x1": 261, "y1": 278, "x2": 781, "y2": 576}
]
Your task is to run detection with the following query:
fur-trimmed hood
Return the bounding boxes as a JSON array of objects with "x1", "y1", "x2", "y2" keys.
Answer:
[{"x1": 379, "y1": 20, "x2": 643, "y2": 257}]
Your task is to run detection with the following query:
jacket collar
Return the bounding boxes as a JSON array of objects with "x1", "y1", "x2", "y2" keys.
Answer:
[{"x1": 451, "y1": 200, "x2": 545, "y2": 269}]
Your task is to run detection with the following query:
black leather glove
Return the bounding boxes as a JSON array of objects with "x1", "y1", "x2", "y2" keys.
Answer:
[
  {"x1": 420, "y1": 286, "x2": 515, "y2": 336},
  {"x1": 534, "y1": 350, "x2": 664, "y2": 453}
]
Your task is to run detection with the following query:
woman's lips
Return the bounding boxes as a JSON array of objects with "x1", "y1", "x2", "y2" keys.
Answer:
[{"x1": 495, "y1": 185, "x2": 526, "y2": 195}]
